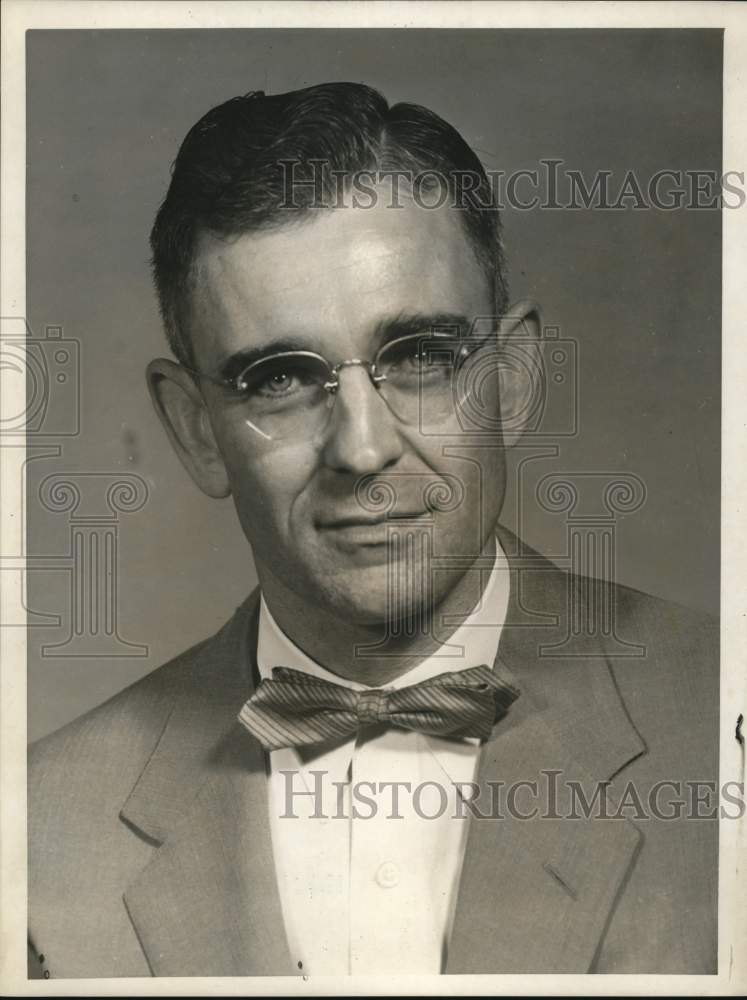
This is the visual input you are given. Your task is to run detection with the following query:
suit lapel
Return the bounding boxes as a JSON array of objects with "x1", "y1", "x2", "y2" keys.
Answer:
[
  {"x1": 446, "y1": 526, "x2": 647, "y2": 973},
  {"x1": 120, "y1": 592, "x2": 297, "y2": 977}
]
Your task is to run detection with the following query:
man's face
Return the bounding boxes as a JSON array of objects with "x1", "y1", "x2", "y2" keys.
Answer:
[{"x1": 187, "y1": 194, "x2": 506, "y2": 624}]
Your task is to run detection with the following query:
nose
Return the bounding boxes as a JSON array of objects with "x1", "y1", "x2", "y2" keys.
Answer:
[{"x1": 321, "y1": 365, "x2": 405, "y2": 475}]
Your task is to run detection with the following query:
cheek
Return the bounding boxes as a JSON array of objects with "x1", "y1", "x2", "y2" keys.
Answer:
[
  {"x1": 431, "y1": 445, "x2": 506, "y2": 538},
  {"x1": 219, "y1": 431, "x2": 320, "y2": 538}
]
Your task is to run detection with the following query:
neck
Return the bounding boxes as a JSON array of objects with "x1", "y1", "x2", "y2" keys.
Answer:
[{"x1": 258, "y1": 534, "x2": 498, "y2": 686}]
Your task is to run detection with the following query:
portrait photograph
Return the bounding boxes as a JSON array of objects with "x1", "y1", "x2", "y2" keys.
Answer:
[{"x1": 1, "y1": 2, "x2": 745, "y2": 996}]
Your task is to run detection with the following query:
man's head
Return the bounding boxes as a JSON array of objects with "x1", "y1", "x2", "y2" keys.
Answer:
[
  {"x1": 150, "y1": 83, "x2": 510, "y2": 368},
  {"x1": 147, "y1": 82, "x2": 540, "y2": 626}
]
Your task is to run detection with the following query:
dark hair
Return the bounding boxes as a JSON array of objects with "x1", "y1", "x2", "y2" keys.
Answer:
[{"x1": 150, "y1": 82, "x2": 508, "y2": 365}]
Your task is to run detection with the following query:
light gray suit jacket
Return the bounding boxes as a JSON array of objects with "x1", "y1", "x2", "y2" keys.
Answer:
[{"x1": 28, "y1": 527, "x2": 719, "y2": 977}]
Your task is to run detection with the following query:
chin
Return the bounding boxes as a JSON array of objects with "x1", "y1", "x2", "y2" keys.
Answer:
[
  {"x1": 310, "y1": 563, "x2": 451, "y2": 629},
  {"x1": 316, "y1": 571, "x2": 397, "y2": 626}
]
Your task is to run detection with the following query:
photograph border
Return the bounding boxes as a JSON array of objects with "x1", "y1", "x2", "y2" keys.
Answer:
[{"x1": 2, "y1": 2, "x2": 745, "y2": 995}]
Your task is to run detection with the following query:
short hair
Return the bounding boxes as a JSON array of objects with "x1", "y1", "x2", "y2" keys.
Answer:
[{"x1": 150, "y1": 82, "x2": 508, "y2": 366}]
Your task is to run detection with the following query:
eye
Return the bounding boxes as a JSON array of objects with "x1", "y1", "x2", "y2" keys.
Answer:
[
  {"x1": 240, "y1": 366, "x2": 309, "y2": 399},
  {"x1": 233, "y1": 354, "x2": 330, "y2": 410},
  {"x1": 379, "y1": 334, "x2": 469, "y2": 383},
  {"x1": 259, "y1": 371, "x2": 296, "y2": 395},
  {"x1": 383, "y1": 336, "x2": 439, "y2": 369},
  {"x1": 387, "y1": 343, "x2": 422, "y2": 368}
]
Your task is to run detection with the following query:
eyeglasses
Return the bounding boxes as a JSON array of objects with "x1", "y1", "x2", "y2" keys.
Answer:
[{"x1": 184, "y1": 331, "x2": 496, "y2": 442}]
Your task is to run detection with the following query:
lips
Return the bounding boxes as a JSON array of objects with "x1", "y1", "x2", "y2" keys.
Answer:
[
  {"x1": 317, "y1": 510, "x2": 435, "y2": 563},
  {"x1": 319, "y1": 510, "x2": 429, "y2": 530}
]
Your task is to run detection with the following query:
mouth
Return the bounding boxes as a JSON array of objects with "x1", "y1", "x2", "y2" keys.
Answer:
[{"x1": 318, "y1": 511, "x2": 432, "y2": 546}]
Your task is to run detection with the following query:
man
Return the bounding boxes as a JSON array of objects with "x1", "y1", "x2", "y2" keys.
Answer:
[{"x1": 28, "y1": 83, "x2": 718, "y2": 977}]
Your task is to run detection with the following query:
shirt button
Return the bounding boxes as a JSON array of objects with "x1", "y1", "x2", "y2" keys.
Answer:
[{"x1": 375, "y1": 861, "x2": 400, "y2": 888}]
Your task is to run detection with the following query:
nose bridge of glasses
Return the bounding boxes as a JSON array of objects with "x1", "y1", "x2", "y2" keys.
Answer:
[
  {"x1": 322, "y1": 358, "x2": 404, "y2": 466},
  {"x1": 326, "y1": 357, "x2": 385, "y2": 393}
]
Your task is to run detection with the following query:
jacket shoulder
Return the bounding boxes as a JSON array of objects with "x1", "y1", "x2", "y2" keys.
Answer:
[
  {"x1": 612, "y1": 578, "x2": 718, "y2": 643},
  {"x1": 30, "y1": 633, "x2": 208, "y2": 791},
  {"x1": 28, "y1": 592, "x2": 257, "y2": 827},
  {"x1": 604, "y1": 580, "x2": 719, "y2": 772},
  {"x1": 609, "y1": 580, "x2": 719, "y2": 697}
]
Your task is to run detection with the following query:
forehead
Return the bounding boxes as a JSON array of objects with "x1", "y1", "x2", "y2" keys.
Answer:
[{"x1": 188, "y1": 194, "x2": 491, "y2": 367}]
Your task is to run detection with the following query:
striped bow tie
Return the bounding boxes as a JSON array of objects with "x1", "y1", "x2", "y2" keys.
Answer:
[{"x1": 238, "y1": 664, "x2": 520, "y2": 751}]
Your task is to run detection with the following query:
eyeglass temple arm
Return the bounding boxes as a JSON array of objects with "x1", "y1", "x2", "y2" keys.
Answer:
[{"x1": 178, "y1": 362, "x2": 233, "y2": 388}]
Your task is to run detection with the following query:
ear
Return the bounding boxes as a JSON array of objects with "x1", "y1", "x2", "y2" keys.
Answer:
[
  {"x1": 146, "y1": 358, "x2": 231, "y2": 498},
  {"x1": 496, "y1": 298, "x2": 544, "y2": 448}
]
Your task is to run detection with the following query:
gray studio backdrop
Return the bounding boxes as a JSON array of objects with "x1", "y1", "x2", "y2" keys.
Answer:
[{"x1": 25, "y1": 29, "x2": 721, "y2": 741}]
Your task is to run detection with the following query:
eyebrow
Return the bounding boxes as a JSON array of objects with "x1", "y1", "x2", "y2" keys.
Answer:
[
  {"x1": 374, "y1": 311, "x2": 471, "y2": 343},
  {"x1": 214, "y1": 312, "x2": 473, "y2": 381},
  {"x1": 215, "y1": 338, "x2": 316, "y2": 382}
]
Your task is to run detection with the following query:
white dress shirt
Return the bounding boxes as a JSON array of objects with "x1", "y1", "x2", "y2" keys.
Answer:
[{"x1": 255, "y1": 538, "x2": 509, "y2": 975}]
